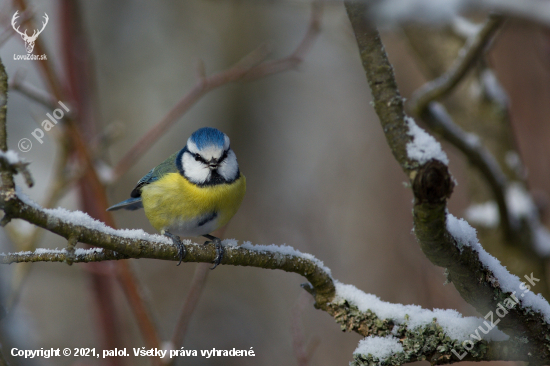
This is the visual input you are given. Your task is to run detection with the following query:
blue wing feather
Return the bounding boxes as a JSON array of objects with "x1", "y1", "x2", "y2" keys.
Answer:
[
  {"x1": 107, "y1": 197, "x2": 143, "y2": 211},
  {"x1": 130, "y1": 169, "x2": 158, "y2": 198}
]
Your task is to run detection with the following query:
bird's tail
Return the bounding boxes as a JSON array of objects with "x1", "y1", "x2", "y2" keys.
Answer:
[{"x1": 107, "y1": 197, "x2": 143, "y2": 211}]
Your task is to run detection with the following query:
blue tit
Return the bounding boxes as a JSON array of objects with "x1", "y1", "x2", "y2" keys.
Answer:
[{"x1": 107, "y1": 127, "x2": 246, "y2": 269}]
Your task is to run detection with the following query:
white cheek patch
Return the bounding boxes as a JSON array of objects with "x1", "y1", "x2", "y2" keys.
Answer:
[
  {"x1": 218, "y1": 149, "x2": 239, "y2": 181},
  {"x1": 182, "y1": 152, "x2": 210, "y2": 184}
]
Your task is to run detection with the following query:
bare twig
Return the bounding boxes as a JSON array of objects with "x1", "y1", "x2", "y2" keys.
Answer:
[
  {"x1": 409, "y1": 15, "x2": 504, "y2": 116},
  {"x1": 2, "y1": 120, "x2": 72, "y2": 312},
  {"x1": 241, "y1": 1, "x2": 323, "y2": 81},
  {"x1": 344, "y1": 2, "x2": 550, "y2": 362},
  {"x1": 0, "y1": 198, "x2": 535, "y2": 363},
  {"x1": 408, "y1": 15, "x2": 518, "y2": 241},
  {"x1": 9, "y1": 71, "x2": 61, "y2": 111},
  {"x1": 9, "y1": 0, "x2": 163, "y2": 356},
  {"x1": 0, "y1": 90, "x2": 542, "y2": 363},
  {"x1": 12, "y1": 0, "x2": 109, "y2": 210},
  {"x1": 0, "y1": 154, "x2": 33, "y2": 188},
  {"x1": 0, "y1": 60, "x2": 13, "y2": 200},
  {"x1": 112, "y1": 2, "x2": 323, "y2": 181}
]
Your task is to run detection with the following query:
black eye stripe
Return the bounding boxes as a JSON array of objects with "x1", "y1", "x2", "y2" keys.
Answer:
[
  {"x1": 219, "y1": 150, "x2": 229, "y2": 163},
  {"x1": 194, "y1": 153, "x2": 207, "y2": 163},
  {"x1": 192, "y1": 150, "x2": 229, "y2": 164}
]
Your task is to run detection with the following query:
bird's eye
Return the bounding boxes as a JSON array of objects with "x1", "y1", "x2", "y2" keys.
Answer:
[{"x1": 194, "y1": 154, "x2": 201, "y2": 162}]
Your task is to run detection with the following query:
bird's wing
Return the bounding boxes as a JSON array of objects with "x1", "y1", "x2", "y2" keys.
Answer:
[{"x1": 130, "y1": 151, "x2": 180, "y2": 198}]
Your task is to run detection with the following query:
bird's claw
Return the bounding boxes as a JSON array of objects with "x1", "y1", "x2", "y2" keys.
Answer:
[
  {"x1": 204, "y1": 237, "x2": 224, "y2": 270},
  {"x1": 164, "y1": 231, "x2": 186, "y2": 266}
]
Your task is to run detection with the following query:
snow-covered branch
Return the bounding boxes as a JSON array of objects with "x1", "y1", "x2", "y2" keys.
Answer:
[
  {"x1": 0, "y1": 150, "x2": 33, "y2": 189},
  {"x1": 329, "y1": 282, "x2": 526, "y2": 364},
  {"x1": 405, "y1": 14, "x2": 550, "y2": 260},
  {"x1": 407, "y1": 15, "x2": 519, "y2": 244},
  {"x1": 2, "y1": 4, "x2": 550, "y2": 362},
  {"x1": 418, "y1": 103, "x2": 514, "y2": 239},
  {"x1": 0, "y1": 146, "x2": 534, "y2": 365},
  {"x1": 0, "y1": 247, "x2": 122, "y2": 263},
  {"x1": 345, "y1": 1, "x2": 550, "y2": 363},
  {"x1": 0, "y1": 195, "x2": 533, "y2": 364},
  {"x1": 0, "y1": 189, "x2": 336, "y2": 304}
]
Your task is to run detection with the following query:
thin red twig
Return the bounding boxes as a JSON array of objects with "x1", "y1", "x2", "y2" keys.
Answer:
[
  {"x1": 112, "y1": 2, "x2": 323, "y2": 182},
  {"x1": 11, "y1": 0, "x2": 164, "y2": 359},
  {"x1": 9, "y1": 70, "x2": 60, "y2": 110}
]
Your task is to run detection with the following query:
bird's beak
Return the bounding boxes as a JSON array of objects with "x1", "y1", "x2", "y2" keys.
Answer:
[{"x1": 208, "y1": 159, "x2": 218, "y2": 170}]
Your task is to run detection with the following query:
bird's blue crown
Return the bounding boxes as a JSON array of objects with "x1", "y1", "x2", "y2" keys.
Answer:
[{"x1": 189, "y1": 127, "x2": 226, "y2": 150}]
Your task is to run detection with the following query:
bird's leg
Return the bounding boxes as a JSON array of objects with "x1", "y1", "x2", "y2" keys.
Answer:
[
  {"x1": 163, "y1": 230, "x2": 186, "y2": 266},
  {"x1": 203, "y1": 234, "x2": 224, "y2": 270}
]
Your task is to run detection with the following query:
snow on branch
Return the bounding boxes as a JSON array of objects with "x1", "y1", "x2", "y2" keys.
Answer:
[
  {"x1": 406, "y1": 10, "x2": 550, "y2": 259},
  {"x1": 0, "y1": 223, "x2": 531, "y2": 363},
  {"x1": 0, "y1": 150, "x2": 540, "y2": 364},
  {"x1": 406, "y1": 15, "x2": 520, "y2": 242},
  {"x1": 0, "y1": 247, "x2": 121, "y2": 263},
  {"x1": 0, "y1": 189, "x2": 335, "y2": 303},
  {"x1": 419, "y1": 104, "x2": 512, "y2": 229},
  {"x1": 344, "y1": 1, "x2": 550, "y2": 362},
  {"x1": 0, "y1": 153, "x2": 533, "y2": 364},
  {"x1": 405, "y1": 116, "x2": 448, "y2": 165},
  {"x1": 446, "y1": 214, "x2": 550, "y2": 318},
  {"x1": 1, "y1": 193, "x2": 528, "y2": 363},
  {"x1": 0, "y1": 54, "x2": 546, "y2": 363},
  {"x1": 0, "y1": 3, "x2": 548, "y2": 362},
  {"x1": 466, "y1": 184, "x2": 550, "y2": 257},
  {"x1": 0, "y1": 149, "x2": 33, "y2": 188},
  {"x1": 329, "y1": 282, "x2": 526, "y2": 364}
]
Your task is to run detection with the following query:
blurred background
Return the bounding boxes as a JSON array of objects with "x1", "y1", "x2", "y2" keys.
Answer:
[{"x1": 0, "y1": 1, "x2": 549, "y2": 365}]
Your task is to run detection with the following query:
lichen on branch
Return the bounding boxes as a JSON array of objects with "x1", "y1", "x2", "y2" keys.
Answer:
[{"x1": 344, "y1": 1, "x2": 550, "y2": 363}]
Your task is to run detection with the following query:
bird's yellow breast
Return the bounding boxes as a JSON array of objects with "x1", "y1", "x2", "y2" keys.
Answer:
[{"x1": 140, "y1": 172, "x2": 246, "y2": 234}]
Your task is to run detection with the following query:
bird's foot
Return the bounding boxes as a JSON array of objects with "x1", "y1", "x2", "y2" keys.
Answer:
[
  {"x1": 163, "y1": 230, "x2": 186, "y2": 266},
  {"x1": 203, "y1": 234, "x2": 224, "y2": 270}
]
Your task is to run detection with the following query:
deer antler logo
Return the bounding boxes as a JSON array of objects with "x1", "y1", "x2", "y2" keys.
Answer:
[{"x1": 11, "y1": 11, "x2": 49, "y2": 54}]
